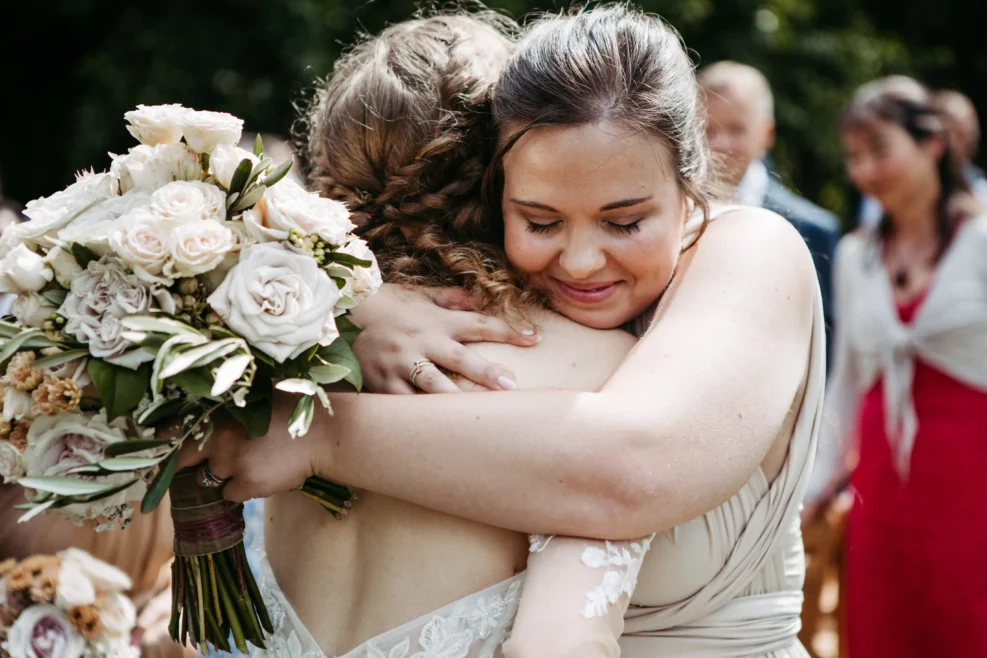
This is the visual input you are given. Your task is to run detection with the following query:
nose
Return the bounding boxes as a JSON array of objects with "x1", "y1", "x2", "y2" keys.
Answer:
[{"x1": 558, "y1": 228, "x2": 608, "y2": 280}]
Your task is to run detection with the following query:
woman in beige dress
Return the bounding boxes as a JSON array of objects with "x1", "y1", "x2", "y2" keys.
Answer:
[{"x1": 182, "y1": 6, "x2": 823, "y2": 656}]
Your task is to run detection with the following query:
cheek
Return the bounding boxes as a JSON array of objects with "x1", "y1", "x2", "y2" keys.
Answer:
[{"x1": 503, "y1": 219, "x2": 554, "y2": 274}]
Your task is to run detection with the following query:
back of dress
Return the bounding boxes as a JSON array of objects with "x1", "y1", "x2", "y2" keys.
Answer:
[{"x1": 618, "y1": 207, "x2": 826, "y2": 657}]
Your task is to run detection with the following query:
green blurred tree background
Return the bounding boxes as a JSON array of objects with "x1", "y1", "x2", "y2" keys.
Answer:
[{"x1": 4, "y1": 0, "x2": 985, "y2": 227}]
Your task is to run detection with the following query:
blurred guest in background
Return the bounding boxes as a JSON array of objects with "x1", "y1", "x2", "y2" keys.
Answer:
[
  {"x1": 858, "y1": 87, "x2": 987, "y2": 228},
  {"x1": 700, "y1": 61, "x2": 839, "y2": 367},
  {"x1": 810, "y1": 75, "x2": 987, "y2": 656}
]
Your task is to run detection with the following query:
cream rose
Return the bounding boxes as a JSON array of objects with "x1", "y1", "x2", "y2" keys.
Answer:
[
  {"x1": 242, "y1": 179, "x2": 355, "y2": 246},
  {"x1": 149, "y1": 180, "x2": 226, "y2": 223},
  {"x1": 337, "y1": 238, "x2": 382, "y2": 303},
  {"x1": 24, "y1": 413, "x2": 126, "y2": 477},
  {"x1": 110, "y1": 143, "x2": 201, "y2": 194},
  {"x1": 179, "y1": 110, "x2": 243, "y2": 153},
  {"x1": 56, "y1": 188, "x2": 153, "y2": 252},
  {"x1": 59, "y1": 257, "x2": 155, "y2": 369},
  {"x1": 124, "y1": 104, "x2": 190, "y2": 146},
  {"x1": 207, "y1": 243, "x2": 341, "y2": 362},
  {"x1": 0, "y1": 440, "x2": 25, "y2": 483},
  {"x1": 95, "y1": 591, "x2": 137, "y2": 639},
  {"x1": 0, "y1": 245, "x2": 54, "y2": 294},
  {"x1": 208, "y1": 144, "x2": 258, "y2": 190},
  {"x1": 54, "y1": 563, "x2": 97, "y2": 609},
  {"x1": 58, "y1": 548, "x2": 133, "y2": 594},
  {"x1": 12, "y1": 293, "x2": 58, "y2": 328},
  {"x1": 108, "y1": 208, "x2": 173, "y2": 283},
  {"x1": 44, "y1": 248, "x2": 83, "y2": 289},
  {"x1": 17, "y1": 172, "x2": 117, "y2": 252},
  {"x1": 166, "y1": 219, "x2": 234, "y2": 278},
  {"x1": 4, "y1": 604, "x2": 85, "y2": 658}
]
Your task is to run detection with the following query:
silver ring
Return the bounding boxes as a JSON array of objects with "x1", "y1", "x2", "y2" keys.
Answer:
[
  {"x1": 409, "y1": 359, "x2": 434, "y2": 389},
  {"x1": 196, "y1": 465, "x2": 228, "y2": 489}
]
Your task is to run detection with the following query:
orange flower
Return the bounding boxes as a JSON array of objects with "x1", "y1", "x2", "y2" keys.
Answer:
[
  {"x1": 7, "y1": 424, "x2": 27, "y2": 452},
  {"x1": 29, "y1": 569, "x2": 57, "y2": 604},
  {"x1": 20, "y1": 555, "x2": 59, "y2": 576},
  {"x1": 32, "y1": 377, "x2": 82, "y2": 416},
  {"x1": 6, "y1": 352, "x2": 43, "y2": 392},
  {"x1": 68, "y1": 604, "x2": 103, "y2": 640},
  {"x1": 0, "y1": 558, "x2": 16, "y2": 576},
  {"x1": 4, "y1": 567, "x2": 32, "y2": 592}
]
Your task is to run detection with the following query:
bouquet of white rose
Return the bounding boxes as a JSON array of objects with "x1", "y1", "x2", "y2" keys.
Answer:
[
  {"x1": 0, "y1": 104, "x2": 382, "y2": 653},
  {"x1": 0, "y1": 549, "x2": 140, "y2": 658}
]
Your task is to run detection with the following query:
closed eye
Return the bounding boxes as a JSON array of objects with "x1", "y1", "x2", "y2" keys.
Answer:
[
  {"x1": 605, "y1": 219, "x2": 643, "y2": 234},
  {"x1": 525, "y1": 220, "x2": 562, "y2": 234}
]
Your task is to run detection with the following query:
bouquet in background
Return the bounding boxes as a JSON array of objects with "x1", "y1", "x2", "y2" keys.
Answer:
[
  {"x1": 0, "y1": 549, "x2": 139, "y2": 658},
  {"x1": 0, "y1": 104, "x2": 382, "y2": 653}
]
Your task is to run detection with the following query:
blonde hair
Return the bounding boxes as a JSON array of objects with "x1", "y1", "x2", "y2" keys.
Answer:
[{"x1": 300, "y1": 11, "x2": 538, "y2": 317}]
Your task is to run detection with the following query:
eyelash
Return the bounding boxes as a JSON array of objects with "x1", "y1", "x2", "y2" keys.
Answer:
[{"x1": 524, "y1": 219, "x2": 643, "y2": 235}]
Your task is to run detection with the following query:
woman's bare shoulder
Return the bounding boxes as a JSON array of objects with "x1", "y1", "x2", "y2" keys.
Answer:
[{"x1": 460, "y1": 308, "x2": 636, "y2": 392}]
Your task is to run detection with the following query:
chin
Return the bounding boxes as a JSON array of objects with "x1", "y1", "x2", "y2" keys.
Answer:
[{"x1": 551, "y1": 302, "x2": 631, "y2": 330}]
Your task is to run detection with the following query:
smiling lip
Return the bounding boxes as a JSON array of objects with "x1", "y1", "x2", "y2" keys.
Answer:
[{"x1": 554, "y1": 279, "x2": 621, "y2": 304}]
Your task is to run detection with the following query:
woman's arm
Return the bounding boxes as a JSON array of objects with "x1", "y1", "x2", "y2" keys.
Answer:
[{"x1": 309, "y1": 209, "x2": 818, "y2": 539}]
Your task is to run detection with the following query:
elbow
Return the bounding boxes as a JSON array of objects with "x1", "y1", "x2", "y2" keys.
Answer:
[{"x1": 567, "y1": 427, "x2": 676, "y2": 540}]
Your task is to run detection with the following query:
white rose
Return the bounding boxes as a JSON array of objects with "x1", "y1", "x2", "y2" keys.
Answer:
[
  {"x1": 54, "y1": 563, "x2": 97, "y2": 609},
  {"x1": 58, "y1": 548, "x2": 133, "y2": 594},
  {"x1": 166, "y1": 219, "x2": 234, "y2": 279},
  {"x1": 208, "y1": 144, "x2": 258, "y2": 190},
  {"x1": 110, "y1": 143, "x2": 201, "y2": 194},
  {"x1": 337, "y1": 238, "x2": 382, "y2": 302},
  {"x1": 124, "y1": 104, "x2": 190, "y2": 146},
  {"x1": 24, "y1": 413, "x2": 127, "y2": 477},
  {"x1": 56, "y1": 189, "x2": 153, "y2": 252},
  {"x1": 4, "y1": 604, "x2": 85, "y2": 658},
  {"x1": 207, "y1": 243, "x2": 341, "y2": 362},
  {"x1": 12, "y1": 292, "x2": 58, "y2": 328},
  {"x1": 0, "y1": 245, "x2": 54, "y2": 294},
  {"x1": 58, "y1": 257, "x2": 155, "y2": 369},
  {"x1": 4, "y1": 388, "x2": 34, "y2": 421},
  {"x1": 242, "y1": 179, "x2": 355, "y2": 246},
  {"x1": 108, "y1": 208, "x2": 174, "y2": 283},
  {"x1": 44, "y1": 248, "x2": 83, "y2": 289},
  {"x1": 149, "y1": 180, "x2": 226, "y2": 223},
  {"x1": 179, "y1": 110, "x2": 243, "y2": 153},
  {"x1": 95, "y1": 592, "x2": 137, "y2": 639},
  {"x1": 0, "y1": 440, "x2": 25, "y2": 483},
  {"x1": 17, "y1": 172, "x2": 117, "y2": 252}
]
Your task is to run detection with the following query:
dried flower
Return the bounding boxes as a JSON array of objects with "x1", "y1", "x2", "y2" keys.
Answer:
[
  {"x1": 7, "y1": 424, "x2": 27, "y2": 452},
  {"x1": 0, "y1": 558, "x2": 16, "y2": 576},
  {"x1": 31, "y1": 377, "x2": 82, "y2": 416},
  {"x1": 68, "y1": 604, "x2": 102, "y2": 640},
  {"x1": 29, "y1": 568, "x2": 58, "y2": 604},
  {"x1": 0, "y1": 419, "x2": 9, "y2": 440},
  {"x1": 20, "y1": 555, "x2": 59, "y2": 577},
  {"x1": 5, "y1": 567, "x2": 32, "y2": 592},
  {"x1": 6, "y1": 353, "x2": 43, "y2": 392}
]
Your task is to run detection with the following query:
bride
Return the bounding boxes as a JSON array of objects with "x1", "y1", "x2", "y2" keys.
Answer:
[{"x1": 181, "y1": 5, "x2": 823, "y2": 657}]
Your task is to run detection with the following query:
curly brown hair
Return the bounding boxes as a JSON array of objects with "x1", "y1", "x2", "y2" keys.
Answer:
[{"x1": 299, "y1": 11, "x2": 538, "y2": 318}]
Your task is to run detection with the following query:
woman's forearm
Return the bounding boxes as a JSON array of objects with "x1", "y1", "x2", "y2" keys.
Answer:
[{"x1": 317, "y1": 390, "x2": 663, "y2": 540}]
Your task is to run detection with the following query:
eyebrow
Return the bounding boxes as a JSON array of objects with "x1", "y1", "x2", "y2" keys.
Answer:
[{"x1": 508, "y1": 195, "x2": 654, "y2": 213}]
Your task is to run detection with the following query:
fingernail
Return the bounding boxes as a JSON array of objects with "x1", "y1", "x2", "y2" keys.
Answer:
[
  {"x1": 498, "y1": 375, "x2": 517, "y2": 391},
  {"x1": 521, "y1": 328, "x2": 536, "y2": 336}
]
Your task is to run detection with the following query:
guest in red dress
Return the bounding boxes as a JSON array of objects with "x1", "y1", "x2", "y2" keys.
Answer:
[{"x1": 807, "y1": 75, "x2": 987, "y2": 656}]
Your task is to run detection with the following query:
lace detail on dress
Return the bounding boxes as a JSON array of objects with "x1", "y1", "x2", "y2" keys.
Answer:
[
  {"x1": 254, "y1": 554, "x2": 523, "y2": 658},
  {"x1": 580, "y1": 534, "x2": 656, "y2": 618},
  {"x1": 361, "y1": 579, "x2": 522, "y2": 658},
  {"x1": 528, "y1": 534, "x2": 554, "y2": 553}
]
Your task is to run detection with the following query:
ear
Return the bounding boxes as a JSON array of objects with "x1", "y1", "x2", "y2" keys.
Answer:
[
  {"x1": 763, "y1": 119, "x2": 777, "y2": 152},
  {"x1": 923, "y1": 133, "x2": 947, "y2": 162}
]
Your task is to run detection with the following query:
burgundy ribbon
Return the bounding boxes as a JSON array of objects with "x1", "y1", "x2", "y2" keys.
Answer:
[{"x1": 173, "y1": 505, "x2": 245, "y2": 544}]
